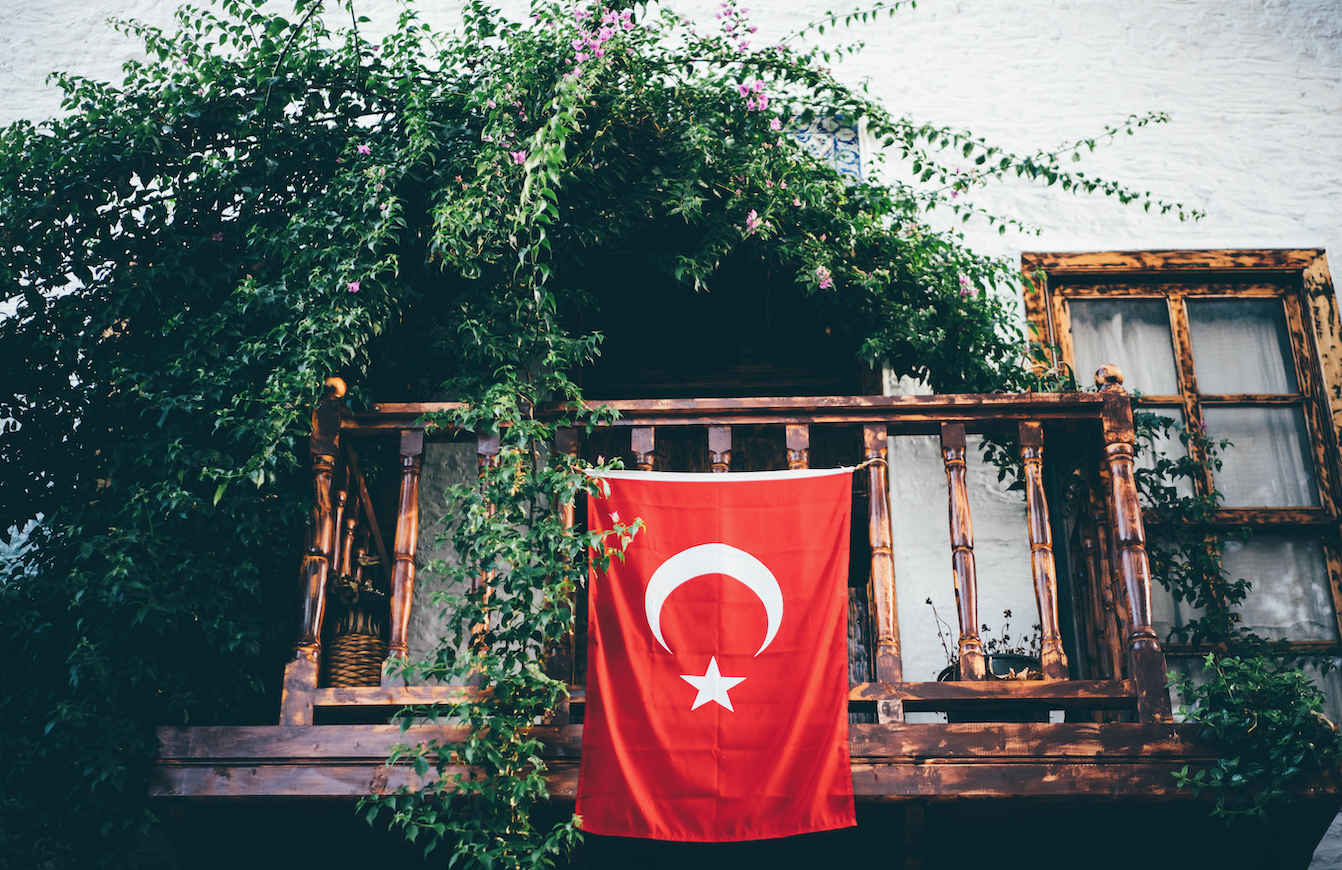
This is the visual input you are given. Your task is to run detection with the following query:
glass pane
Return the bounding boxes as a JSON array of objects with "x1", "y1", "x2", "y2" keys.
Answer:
[
  {"x1": 1149, "y1": 535, "x2": 1207, "y2": 643},
  {"x1": 1134, "y1": 407, "x2": 1194, "y2": 499},
  {"x1": 1203, "y1": 405, "x2": 1318, "y2": 507},
  {"x1": 1187, "y1": 298, "x2": 1298, "y2": 394},
  {"x1": 1068, "y1": 299, "x2": 1180, "y2": 395},
  {"x1": 1303, "y1": 659, "x2": 1342, "y2": 728},
  {"x1": 1224, "y1": 535, "x2": 1338, "y2": 642}
]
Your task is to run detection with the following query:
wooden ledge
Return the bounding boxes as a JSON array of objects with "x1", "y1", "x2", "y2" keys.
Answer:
[{"x1": 150, "y1": 722, "x2": 1341, "y2": 802}]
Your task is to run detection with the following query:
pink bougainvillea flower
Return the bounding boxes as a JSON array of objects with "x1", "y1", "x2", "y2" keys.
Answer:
[
  {"x1": 736, "y1": 82, "x2": 750, "y2": 97},
  {"x1": 745, "y1": 209, "x2": 761, "y2": 233},
  {"x1": 756, "y1": 94, "x2": 769, "y2": 110},
  {"x1": 347, "y1": 281, "x2": 361, "y2": 293},
  {"x1": 356, "y1": 144, "x2": 371, "y2": 155},
  {"x1": 793, "y1": 197, "x2": 802, "y2": 206},
  {"x1": 511, "y1": 150, "x2": 527, "y2": 164},
  {"x1": 752, "y1": 80, "x2": 765, "y2": 93},
  {"x1": 816, "y1": 266, "x2": 833, "y2": 290},
  {"x1": 770, "y1": 118, "x2": 782, "y2": 131},
  {"x1": 211, "y1": 232, "x2": 223, "y2": 241}
]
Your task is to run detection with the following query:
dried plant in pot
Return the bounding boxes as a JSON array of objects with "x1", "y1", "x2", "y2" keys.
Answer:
[{"x1": 928, "y1": 599, "x2": 1047, "y2": 722}]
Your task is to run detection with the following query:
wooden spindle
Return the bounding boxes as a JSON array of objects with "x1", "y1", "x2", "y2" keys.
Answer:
[
  {"x1": 631, "y1": 427, "x2": 655, "y2": 471},
  {"x1": 382, "y1": 428, "x2": 424, "y2": 688},
  {"x1": 940, "y1": 423, "x2": 985, "y2": 681},
  {"x1": 336, "y1": 491, "x2": 356, "y2": 581},
  {"x1": 1019, "y1": 421, "x2": 1069, "y2": 680},
  {"x1": 786, "y1": 424, "x2": 810, "y2": 469},
  {"x1": 709, "y1": 426, "x2": 732, "y2": 473},
  {"x1": 1097, "y1": 364, "x2": 1172, "y2": 723},
  {"x1": 331, "y1": 487, "x2": 349, "y2": 577},
  {"x1": 281, "y1": 376, "x2": 344, "y2": 725},
  {"x1": 864, "y1": 424, "x2": 903, "y2": 724}
]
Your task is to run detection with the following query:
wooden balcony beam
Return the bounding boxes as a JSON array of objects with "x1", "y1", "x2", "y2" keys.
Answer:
[{"x1": 153, "y1": 722, "x2": 1336, "y2": 803}]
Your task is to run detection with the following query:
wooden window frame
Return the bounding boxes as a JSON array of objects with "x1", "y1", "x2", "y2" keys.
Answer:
[{"x1": 1022, "y1": 249, "x2": 1342, "y2": 652}]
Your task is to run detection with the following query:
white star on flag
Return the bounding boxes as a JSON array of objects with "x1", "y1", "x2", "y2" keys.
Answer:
[{"x1": 680, "y1": 657, "x2": 746, "y2": 711}]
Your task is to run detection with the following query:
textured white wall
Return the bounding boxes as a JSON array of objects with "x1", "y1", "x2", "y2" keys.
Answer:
[{"x1": 5, "y1": 0, "x2": 1341, "y2": 861}]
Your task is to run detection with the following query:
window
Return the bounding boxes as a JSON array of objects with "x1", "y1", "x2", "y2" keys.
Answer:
[{"x1": 1023, "y1": 250, "x2": 1342, "y2": 695}]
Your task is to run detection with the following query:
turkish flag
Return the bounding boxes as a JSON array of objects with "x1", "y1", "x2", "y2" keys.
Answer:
[{"x1": 577, "y1": 468, "x2": 856, "y2": 842}]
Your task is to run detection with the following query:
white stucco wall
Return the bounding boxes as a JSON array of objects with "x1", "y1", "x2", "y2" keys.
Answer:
[{"x1": 5, "y1": 0, "x2": 1341, "y2": 862}]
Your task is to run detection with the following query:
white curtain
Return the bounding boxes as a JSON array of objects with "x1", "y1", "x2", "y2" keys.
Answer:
[
  {"x1": 1068, "y1": 299, "x2": 1179, "y2": 395},
  {"x1": 1203, "y1": 405, "x2": 1318, "y2": 507},
  {"x1": 1187, "y1": 298, "x2": 1297, "y2": 394},
  {"x1": 1225, "y1": 535, "x2": 1338, "y2": 642}
]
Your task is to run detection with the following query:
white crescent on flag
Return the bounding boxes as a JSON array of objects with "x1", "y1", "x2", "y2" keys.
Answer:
[{"x1": 643, "y1": 542, "x2": 784, "y2": 657}]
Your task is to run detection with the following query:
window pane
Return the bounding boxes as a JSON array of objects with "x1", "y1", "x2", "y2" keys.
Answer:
[
  {"x1": 1224, "y1": 535, "x2": 1338, "y2": 642},
  {"x1": 1203, "y1": 405, "x2": 1318, "y2": 507},
  {"x1": 1134, "y1": 407, "x2": 1194, "y2": 499},
  {"x1": 1068, "y1": 299, "x2": 1179, "y2": 395},
  {"x1": 1187, "y1": 298, "x2": 1298, "y2": 394}
]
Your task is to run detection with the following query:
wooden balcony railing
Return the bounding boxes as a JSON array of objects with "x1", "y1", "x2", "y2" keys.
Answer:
[{"x1": 278, "y1": 363, "x2": 1172, "y2": 728}]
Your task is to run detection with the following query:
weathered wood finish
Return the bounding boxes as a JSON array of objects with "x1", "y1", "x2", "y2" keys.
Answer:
[
  {"x1": 865, "y1": 424, "x2": 903, "y2": 721},
  {"x1": 280, "y1": 378, "x2": 345, "y2": 725},
  {"x1": 294, "y1": 380, "x2": 1182, "y2": 726},
  {"x1": 1019, "y1": 422, "x2": 1068, "y2": 680},
  {"x1": 154, "y1": 721, "x2": 1333, "y2": 803},
  {"x1": 939, "y1": 423, "x2": 984, "y2": 680},
  {"x1": 1098, "y1": 367, "x2": 1172, "y2": 723},
  {"x1": 708, "y1": 425, "x2": 731, "y2": 473},
  {"x1": 382, "y1": 428, "x2": 424, "y2": 688},
  {"x1": 1027, "y1": 249, "x2": 1342, "y2": 669}
]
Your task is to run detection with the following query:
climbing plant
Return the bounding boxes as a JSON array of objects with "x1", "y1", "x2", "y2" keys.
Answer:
[
  {"x1": 0, "y1": 0, "x2": 1196, "y2": 866},
  {"x1": 1132, "y1": 413, "x2": 1342, "y2": 819}
]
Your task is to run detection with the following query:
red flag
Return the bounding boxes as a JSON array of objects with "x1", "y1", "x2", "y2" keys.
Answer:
[{"x1": 577, "y1": 469, "x2": 855, "y2": 842}]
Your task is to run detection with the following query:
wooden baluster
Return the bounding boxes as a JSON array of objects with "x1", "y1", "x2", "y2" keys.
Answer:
[
  {"x1": 336, "y1": 490, "x2": 356, "y2": 581},
  {"x1": 709, "y1": 426, "x2": 732, "y2": 473},
  {"x1": 331, "y1": 486, "x2": 349, "y2": 577},
  {"x1": 865, "y1": 424, "x2": 903, "y2": 723},
  {"x1": 940, "y1": 423, "x2": 985, "y2": 681},
  {"x1": 786, "y1": 424, "x2": 809, "y2": 470},
  {"x1": 280, "y1": 376, "x2": 344, "y2": 725},
  {"x1": 382, "y1": 428, "x2": 424, "y2": 688},
  {"x1": 1098, "y1": 364, "x2": 1172, "y2": 723},
  {"x1": 631, "y1": 427, "x2": 655, "y2": 471},
  {"x1": 1019, "y1": 422, "x2": 1069, "y2": 681}
]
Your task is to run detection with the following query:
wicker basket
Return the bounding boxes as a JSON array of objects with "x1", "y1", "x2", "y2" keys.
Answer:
[{"x1": 324, "y1": 632, "x2": 388, "y2": 687}]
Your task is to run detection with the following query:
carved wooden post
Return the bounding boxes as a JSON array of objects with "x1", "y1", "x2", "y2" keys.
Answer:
[
  {"x1": 631, "y1": 427, "x2": 655, "y2": 472},
  {"x1": 865, "y1": 424, "x2": 903, "y2": 723},
  {"x1": 940, "y1": 423, "x2": 985, "y2": 681},
  {"x1": 1019, "y1": 421, "x2": 1069, "y2": 680},
  {"x1": 709, "y1": 426, "x2": 732, "y2": 473},
  {"x1": 280, "y1": 377, "x2": 344, "y2": 725},
  {"x1": 382, "y1": 428, "x2": 424, "y2": 688},
  {"x1": 1097, "y1": 364, "x2": 1172, "y2": 723},
  {"x1": 786, "y1": 424, "x2": 810, "y2": 470}
]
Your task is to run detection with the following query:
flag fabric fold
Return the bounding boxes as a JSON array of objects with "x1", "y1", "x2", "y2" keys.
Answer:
[{"x1": 577, "y1": 468, "x2": 856, "y2": 842}]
